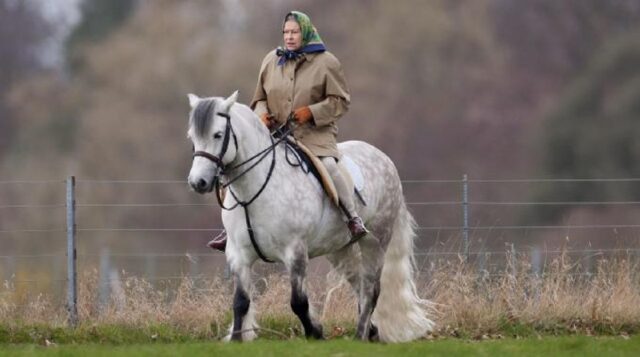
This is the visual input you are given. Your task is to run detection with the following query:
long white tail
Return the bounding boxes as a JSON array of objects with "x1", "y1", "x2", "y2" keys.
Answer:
[{"x1": 371, "y1": 200, "x2": 435, "y2": 342}]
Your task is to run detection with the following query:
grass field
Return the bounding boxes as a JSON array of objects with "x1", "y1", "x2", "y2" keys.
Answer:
[
  {"x1": 2, "y1": 253, "x2": 640, "y2": 351},
  {"x1": 1, "y1": 336, "x2": 639, "y2": 356}
]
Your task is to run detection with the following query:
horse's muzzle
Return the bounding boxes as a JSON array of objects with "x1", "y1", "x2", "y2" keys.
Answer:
[{"x1": 188, "y1": 176, "x2": 215, "y2": 194}]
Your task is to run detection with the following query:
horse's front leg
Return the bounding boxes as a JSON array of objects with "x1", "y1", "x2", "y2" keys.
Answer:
[
  {"x1": 228, "y1": 263, "x2": 257, "y2": 342},
  {"x1": 356, "y1": 234, "x2": 385, "y2": 341},
  {"x1": 287, "y1": 245, "x2": 324, "y2": 339}
]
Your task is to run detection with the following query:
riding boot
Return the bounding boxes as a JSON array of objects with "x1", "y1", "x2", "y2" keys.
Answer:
[
  {"x1": 207, "y1": 230, "x2": 227, "y2": 252},
  {"x1": 321, "y1": 156, "x2": 369, "y2": 240}
]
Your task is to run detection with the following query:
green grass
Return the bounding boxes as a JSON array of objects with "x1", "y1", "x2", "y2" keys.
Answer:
[
  {"x1": 1, "y1": 336, "x2": 639, "y2": 356},
  {"x1": 1, "y1": 318, "x2": 639, "y2": 345},
  {"x1": 0, "y1": 324, "x2": 214, "y2": 345}
]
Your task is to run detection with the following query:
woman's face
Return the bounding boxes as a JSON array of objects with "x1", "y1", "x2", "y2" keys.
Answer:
[{"x1": 283, "y1": 20, "x2": 302, "y2": 51}]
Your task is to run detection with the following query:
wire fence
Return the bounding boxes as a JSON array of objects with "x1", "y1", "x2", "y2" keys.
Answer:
[
  {"x1": 1, "y1": 176, "x2": 640, "y2": 322},
  {"x1": 2, "y1": 175, "x2": 639, "y2": 246}
]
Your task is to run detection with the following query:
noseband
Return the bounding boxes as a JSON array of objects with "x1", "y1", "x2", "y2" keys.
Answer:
[{"x1": 192, "y1": 112, "x2": 237, "y2": 172}]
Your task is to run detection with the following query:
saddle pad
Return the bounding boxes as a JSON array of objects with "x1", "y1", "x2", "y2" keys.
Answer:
[
  {"x1": 286, "y1": 138, "x2": 340, "y2": 206},
  {"x1": 341, "y1": 155, "x2": 365, "y2": 192}
]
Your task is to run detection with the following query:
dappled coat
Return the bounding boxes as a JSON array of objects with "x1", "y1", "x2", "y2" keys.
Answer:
[{"x1": 250, "y1": 50, "x2": 350, "y2": 158}]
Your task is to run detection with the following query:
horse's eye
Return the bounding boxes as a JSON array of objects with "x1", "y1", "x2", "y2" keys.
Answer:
[{"x1": 213, "y1": 132, "x2": 223, "y2": 139}]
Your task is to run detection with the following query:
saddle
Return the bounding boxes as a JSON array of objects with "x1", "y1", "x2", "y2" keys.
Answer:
[{"x1": 284, "y1": 137, "x2": 366, "y2": 208}]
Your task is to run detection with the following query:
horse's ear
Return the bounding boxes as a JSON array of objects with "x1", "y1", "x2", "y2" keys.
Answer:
[
  {"x1": 187, "y1": 93, "x2": 200, "y2": 108},
  {"x1": 221, "y1": 90, "x2": 239, "y2": 111}
]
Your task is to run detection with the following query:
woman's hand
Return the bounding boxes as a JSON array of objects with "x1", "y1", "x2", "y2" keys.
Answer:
[
  {"x1": 292, "y1": 106, "x2": 313, "y2": 124},
  {"x1": 260, "y1": 113, "x2": 277, "y2": 129}
]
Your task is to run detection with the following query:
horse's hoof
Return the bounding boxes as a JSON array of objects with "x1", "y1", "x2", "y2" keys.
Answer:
[
  {"x1": 309, "y1": 325, "x2": 324, "y2": 340},
  {"x1": 355, "y1": 325, "x2": 379, "y2": 342},
  {"x1": 369, "y1": 324, "x2": 380, "y2": 342}
]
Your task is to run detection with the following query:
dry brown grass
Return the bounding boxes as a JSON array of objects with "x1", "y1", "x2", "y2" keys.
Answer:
[
  {"x1": 422, "y1": 252, "x2": 640, "y2": 337},
  {"x1": 2, "y1": 252, "x2": 640, "y2": 338}
]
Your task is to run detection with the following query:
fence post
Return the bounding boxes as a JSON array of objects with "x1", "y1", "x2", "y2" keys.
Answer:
[
  {"x1": 462, "y1": 174, "x2": 469, "y2": 260},
  {"x1": 66, "y1": 176, "x2": 78, "y2": 328},
  {"x1": 99, "y1": 247, "x2": 110, "y2": 312}
]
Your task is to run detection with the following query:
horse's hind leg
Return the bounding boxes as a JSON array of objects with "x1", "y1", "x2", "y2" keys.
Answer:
[
  {"x1": 287, "y1": 246, "x2": 324, "y2": 339},
  {"x1": 356, "y1": 233, "x2": 385, "y2": 341},
  {"x1": 325, "y1": 244, "x2": 361, "y2": 298},
  {"x1": 326, "y1": 245, "x2": 380, "y2": 339}
]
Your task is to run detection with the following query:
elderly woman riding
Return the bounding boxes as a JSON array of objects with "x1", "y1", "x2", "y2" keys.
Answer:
[{"x1": 208, "y1": 11, "x2": 367, "y2": 251}]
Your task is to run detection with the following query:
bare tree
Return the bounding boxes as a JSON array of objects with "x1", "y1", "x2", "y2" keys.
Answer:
[{"x1": 0, "y1": 0, "x2": 51, "y2": 155}]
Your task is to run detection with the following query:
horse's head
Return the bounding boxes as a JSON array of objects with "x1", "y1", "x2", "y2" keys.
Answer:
[{"x1": 187, "y1": 91, "x2": 239, "y2": 194}]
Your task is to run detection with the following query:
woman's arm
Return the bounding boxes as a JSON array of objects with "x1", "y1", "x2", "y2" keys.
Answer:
[
  {"x1": 250, "y1": 53, "x2": 273, "y2": 117},
  {"x1": 308, "y1": 57, "x2": 351, "y2": 127}
]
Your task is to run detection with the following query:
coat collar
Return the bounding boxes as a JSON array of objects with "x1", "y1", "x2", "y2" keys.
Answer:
[{"x1": 301, "y1": 51, "x2": 320, "y2": 63}]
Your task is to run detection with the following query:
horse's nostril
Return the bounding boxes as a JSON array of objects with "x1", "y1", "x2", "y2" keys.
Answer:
[{"x1": 197, "y1": 179, "x2": 208, "y2": 190}]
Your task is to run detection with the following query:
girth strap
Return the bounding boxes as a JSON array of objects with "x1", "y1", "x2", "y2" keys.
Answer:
[{"x1": 243, "y1": 206, "x2": 274, "y2": 263}]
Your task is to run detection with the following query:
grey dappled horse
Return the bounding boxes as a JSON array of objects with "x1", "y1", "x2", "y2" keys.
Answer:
[{"x1": 186, "y1": 92, "x2": 434, "y2": 342}]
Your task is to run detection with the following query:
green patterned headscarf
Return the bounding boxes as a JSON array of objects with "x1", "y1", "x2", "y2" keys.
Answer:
[
  {"x1": 277, "y1": 11, "x2": 326, "y2": 65},
  {"x1": 286, "y1": 11, "x2": 324, "y2": 47}
]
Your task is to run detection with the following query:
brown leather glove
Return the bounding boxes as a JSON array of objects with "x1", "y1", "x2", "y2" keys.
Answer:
[
  {"x1": 260, "y1": 113, "x2": 276, "y2": 129},
  {"x1": 292, "y1": 106, "x2": 313, "y2": 124}
]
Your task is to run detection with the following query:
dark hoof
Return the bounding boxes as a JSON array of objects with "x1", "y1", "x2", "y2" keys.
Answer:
[
  {"x1": 230, "y1": 332, "x2": 243, "y2": 342},
  {"x1": 309, "y1": 325, "x2": 324, "y2": 340},
  {"x1": 369, "y1": 324, "x2": 380, "y2": 342},
  {"x1": 355, "y1": 324, "x2": 379, "y2": 342}
]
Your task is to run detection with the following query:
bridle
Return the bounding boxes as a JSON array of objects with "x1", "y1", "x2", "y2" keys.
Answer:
[
  {"x1": 192, "y1": 111, "x2": 292, "y2": 208},
  {"x1": 192, "y1": 112, "x2": 237, "y2": 173},
  {"x1": 191, "y1": 111, "x2": 293, "y2": 263}
]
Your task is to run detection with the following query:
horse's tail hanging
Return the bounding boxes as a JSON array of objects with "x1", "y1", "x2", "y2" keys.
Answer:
[{"x1": 371, "y1": 197, "x2": 436, "y2": 342}]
